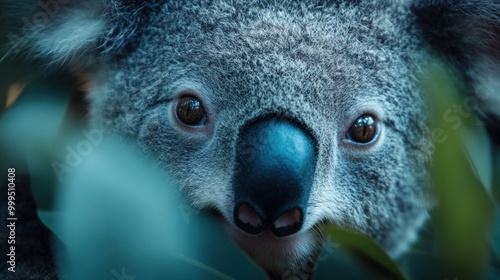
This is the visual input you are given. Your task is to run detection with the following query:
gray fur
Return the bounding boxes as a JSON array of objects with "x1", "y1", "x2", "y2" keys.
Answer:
[{"x1": 7, "y1": 0, "x2": 500, "y2": 278}]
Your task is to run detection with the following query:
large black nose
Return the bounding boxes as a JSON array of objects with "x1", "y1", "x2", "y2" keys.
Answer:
[{"x1": 233, "y1": 117, "x2": 317, "y2": 237}]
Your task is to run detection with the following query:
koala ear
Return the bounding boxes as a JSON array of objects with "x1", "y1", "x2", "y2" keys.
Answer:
[
  {"x1": 5, "y1": 0, "x2": 158, "y2": 67},
  {"x1": 414, "y1": 1, "x2": 500, "y2": 62},
  {"x1": 414, "y1": 0, "x2": 500, "y2": 143}
]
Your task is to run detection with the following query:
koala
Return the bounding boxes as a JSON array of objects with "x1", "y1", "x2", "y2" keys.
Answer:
[{"x1": 2, "y1": 0, "x2": 500, "y2": 279}]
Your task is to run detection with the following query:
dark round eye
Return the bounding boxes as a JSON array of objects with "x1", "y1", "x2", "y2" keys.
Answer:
[
  {"x1": 176, "y1": 96, "x2": 206, "y2": 126},
  {"x1": 346, "y1": 115, "x2": 377, "y2": 143}
]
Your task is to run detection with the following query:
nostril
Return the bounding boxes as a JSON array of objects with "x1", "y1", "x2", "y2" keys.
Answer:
[
  {"x1": 238, "y1": 203, "x2": 263, "y2": 227},
  {"x1": 273, "y1": 208, "x2": 302, "y2": 228},
  {"x1": 234, "y1": 203, "x2": 263, "y2": 235},
  {"x1": 272, "y1": 208, "x2": 303, "y2": 237}
]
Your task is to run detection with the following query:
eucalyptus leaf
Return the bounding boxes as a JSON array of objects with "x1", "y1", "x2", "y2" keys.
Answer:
[
  {"x1": 491, "y1": 206, "x2": 500, "y2": 264},
  {"x1": 53, "y1": 136, "x2": 266, "y2": 280},
  {"x1": 319, "y1": 225, "x2": 406, "y2": 280},
  {"x1": 422, "y1": 59, "x2": 494, "y2": 279}
]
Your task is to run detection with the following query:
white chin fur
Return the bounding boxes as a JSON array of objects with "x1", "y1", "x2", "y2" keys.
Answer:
[{"x1": 222, "y1": 222, "x2": 320, "y2": 272}]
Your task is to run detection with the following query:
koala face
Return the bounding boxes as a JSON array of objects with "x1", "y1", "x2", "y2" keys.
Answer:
[
  {"x1": 87, "y1": 1, "x2": 432, "y2": 273},
  {"x1": 12, "y1": 0, "x2": 500, "y2": 277}
]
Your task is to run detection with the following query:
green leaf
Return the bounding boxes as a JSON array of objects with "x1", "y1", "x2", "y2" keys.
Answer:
[
  {"x1": 490, "y1": 206, "x2": 500, "y2": 264},
  {"x1": 422, "y1": 58, "x2": 494, "y2": 279},
  {"x1": 52, "y1": 137, "x2": 266, "y2": 280},
  {"x1": 321, "y1": 225, "x2": 406, "y2": 280}
]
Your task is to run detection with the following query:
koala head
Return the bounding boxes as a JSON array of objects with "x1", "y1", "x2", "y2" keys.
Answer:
[{"x1": 12, "y1": 0, "x2": 500, "y2": 277}]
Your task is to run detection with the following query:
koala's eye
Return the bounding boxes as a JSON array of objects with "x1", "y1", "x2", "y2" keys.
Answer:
[
  {"x1": 176, "y1": 96, "x2": 206, "y2": 126},
  {"x1": 346, "y1": 115, "x2": 377, "y2": 143}
]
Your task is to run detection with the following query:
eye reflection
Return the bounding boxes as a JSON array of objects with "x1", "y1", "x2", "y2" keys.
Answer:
[
  {"x1": 176, "y1": 96, "x2": 206, "y2": 126},
  {"x1": 346, "y1": 115, "x2": 377, "y2": 144}
]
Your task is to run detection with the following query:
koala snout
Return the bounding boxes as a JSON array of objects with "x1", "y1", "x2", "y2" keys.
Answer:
[{"x1": 233, "y1": 118, "x2": 317, "y2": 237}]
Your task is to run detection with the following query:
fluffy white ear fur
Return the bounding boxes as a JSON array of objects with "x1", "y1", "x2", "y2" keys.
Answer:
[
  {"x1": 1, "y1": 1, "x2": 106, "y2": 67},
  {"x1": 30, "y1": 8, "x2": 105, "y2": 66},
  {"x1": 474, "y1": 64, "x2": 500, "y2": 121},
  {"x1": 414, "y1": 0, "x2": 500, "y2": 138},
  {"x1": 5, "y1": 0, "x2": 156, "y2": 68}
]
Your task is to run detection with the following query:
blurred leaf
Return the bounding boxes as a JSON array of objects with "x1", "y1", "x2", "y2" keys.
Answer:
[
  {"x1": 47, "y1": 136, "x2": 266, "y2": 280},
  {"x1": 491, "y1": 206, "x2": 500, "y2": 264},
  {"x1": 462, "y1": 123, "x2": 494, "y2": 198},
  {"x1": 421, "y1": 59, "x2": 494, "y2": 279},
  {"x1": 0, "y1": 76, "x2": 73, "y2": 207},
  {"x1": 398, "y1": 251, "x2": 439, "y2": 280},
  {"x1": 319, "y1": 225, "x2": 406, "y2": 280},
  {"x1": 0, "y1": 76, "x2": 73, "y2": 149}
]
